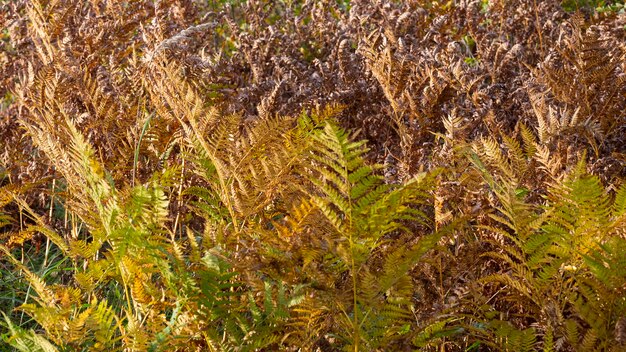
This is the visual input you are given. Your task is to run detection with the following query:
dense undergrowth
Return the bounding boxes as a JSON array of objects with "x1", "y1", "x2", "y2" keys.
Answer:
[{"x1": 1, "y1": 0, "x2": 625, "y2": 351}]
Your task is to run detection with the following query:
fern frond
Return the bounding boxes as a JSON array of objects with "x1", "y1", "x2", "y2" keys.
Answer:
[{"x1": 1, "y1": 312, "x2": 58, "y2": 352}]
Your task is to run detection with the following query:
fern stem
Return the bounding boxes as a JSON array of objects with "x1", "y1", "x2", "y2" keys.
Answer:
[
  {"x1": 43, "y1": 179, "x2": 55, "y2": 268},
  {"x1": 120, "y1": 264, "x2": 135, "y2": 325},
  {"x1": 345, "y1": 144, "x2": 359, "y2": 351},
  {"x1": 351, "y1": 246, "x2": 359, "y2": 351},
  {"x1": 532, "y1": 0, "x2": 545, "y2": 57},
  {"x1": 133, "y1": 112, "x2": 153, "y2": 187},
  {"x1": 172, "y1": 153, "x2": 186, "y2": 239}
]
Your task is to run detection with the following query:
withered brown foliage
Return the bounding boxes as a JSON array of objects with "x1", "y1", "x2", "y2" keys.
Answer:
[{"x1": 3, "y1": 1, "x2": 625, "y2": 183}]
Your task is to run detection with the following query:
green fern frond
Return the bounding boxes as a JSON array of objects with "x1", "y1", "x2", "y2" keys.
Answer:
[
  {"x1": 413, "y1": 318, "x2": 460, "y2": 348},
  {"x1": 489, "y1": 320, "x2": 538, "y2": 352},
  {"x1": 614, "y1": 184, "x2": 626, "y2": 217},
  {"x1": 1, "y1": 312, "x2": 58, "y2": 352},
  {"x1": 298, "y1": 122, "x2": 443, "y2": 348},
  {"x1": 471, "y1": 143, "x2": 626, "y2": 350}
]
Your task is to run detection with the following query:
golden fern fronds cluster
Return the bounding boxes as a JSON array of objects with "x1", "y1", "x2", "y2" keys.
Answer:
[{"x1": 468, "y1": 135, "x2": 626, "y2": 351}]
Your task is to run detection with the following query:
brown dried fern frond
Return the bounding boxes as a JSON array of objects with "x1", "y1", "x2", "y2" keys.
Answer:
[{"x1": 532, "y1": 15, "x2": 626, "y2": 136}]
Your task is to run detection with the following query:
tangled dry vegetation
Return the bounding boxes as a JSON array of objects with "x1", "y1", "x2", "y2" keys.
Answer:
[{"x1": 1, "y1": 0, "x2": 625, "y2": 351}]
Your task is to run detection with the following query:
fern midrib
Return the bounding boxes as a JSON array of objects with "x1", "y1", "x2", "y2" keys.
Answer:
[{"x1": 344, "y1": 141, "x2": 360, "y2": 352}]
